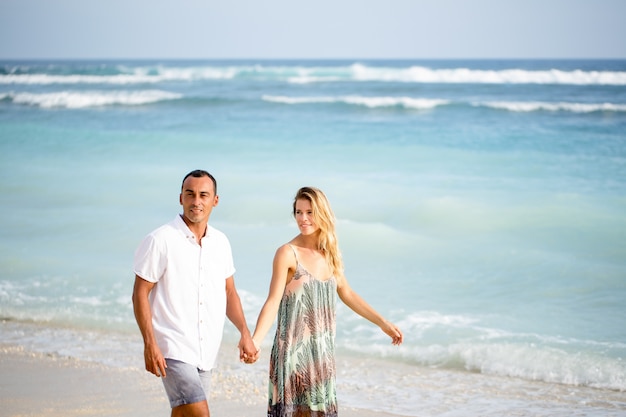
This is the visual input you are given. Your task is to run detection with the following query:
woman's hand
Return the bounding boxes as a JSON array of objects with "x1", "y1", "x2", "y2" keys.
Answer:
[{"x1": 381, "y1": 320, "x2": 404, "y2": 346}]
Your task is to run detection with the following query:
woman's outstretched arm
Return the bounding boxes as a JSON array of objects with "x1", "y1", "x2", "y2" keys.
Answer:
[{"x1": 336, "y1": 275, "x2": 404, "y2": 345}]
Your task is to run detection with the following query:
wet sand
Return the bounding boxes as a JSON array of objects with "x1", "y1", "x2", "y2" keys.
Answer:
[{"x1": 0, "y1": 344, "x2": 403, "y2": 417}]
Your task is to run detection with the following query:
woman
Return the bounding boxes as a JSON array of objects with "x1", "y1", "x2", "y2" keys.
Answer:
[{"x1": 250, "y1": 186, "x2": 403, "y2": 417}]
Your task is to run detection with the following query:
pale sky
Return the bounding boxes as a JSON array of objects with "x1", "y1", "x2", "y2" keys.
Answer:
[{"x1": 1, "y1": 0, "x2": 625, "y2": 60}]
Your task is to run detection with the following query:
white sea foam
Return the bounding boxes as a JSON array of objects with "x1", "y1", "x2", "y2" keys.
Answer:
[
  {"x1": 348, "y1": 63, "x2": 626, "y2": 85},
  {"x1": 476, "y1": 101, "x2": 626, "y2": 113},
  {"x1": 0, "y1": 74, "x2": 159, "y2": 85},
  {"x1": 347, "y1": 336, "x2": 626, "y2": 391},
  {"x1": 261, "y1": 94, "x2": 626, "y2": 113},
  {"x1": 454, "y1": 342, "x2": 626, "y2": 389},
  {"x1": 262, "y1": 94, "x2": 449, "y2": 109},
  {"x1": 0, "y1": 67, "x2": 237, "y2": 85},
  {"x1": 3, "y1": 63, "x2": 625, "y2": 85},
  {"x1": 3, "y1": 90, "x2": 182, "y2": 108},
  {"x1": 335, "y1": 308, "x2": 626, "y2": 391}
]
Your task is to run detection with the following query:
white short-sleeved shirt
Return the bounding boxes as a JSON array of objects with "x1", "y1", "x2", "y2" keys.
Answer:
[{"x1": 133, "y1": 215, "x2": 235, "y2": 371}]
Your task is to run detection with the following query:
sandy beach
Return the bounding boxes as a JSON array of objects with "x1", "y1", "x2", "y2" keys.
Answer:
[
  {"x1": 2, "y1": 319, "x2": 626, "y2": 417},
  {"x1": 0, "y1": 343, "x2": 403, "y2": 417}
]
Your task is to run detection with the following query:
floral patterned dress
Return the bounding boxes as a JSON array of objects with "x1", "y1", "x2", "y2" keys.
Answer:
[{"x1": 268, "y1": 246, "x2": 338, "y2": 417}]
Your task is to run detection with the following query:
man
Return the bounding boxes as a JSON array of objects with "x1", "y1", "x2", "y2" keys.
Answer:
[{"x1": 132, "y1": 169, "x2": 257, "y2": 417}]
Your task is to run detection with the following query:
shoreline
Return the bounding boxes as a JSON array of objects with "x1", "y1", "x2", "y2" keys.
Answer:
[
  {"x1": 0, "y1": 343, "x2": 404, "y2": 417},
  {"x1": 1, "y1": 319, "x2": 625, "y2": 417}
]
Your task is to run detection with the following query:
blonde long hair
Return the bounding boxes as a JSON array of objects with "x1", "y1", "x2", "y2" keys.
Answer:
[{"x1": 293, "y1": 187, "x2": 344, "y2": 278}]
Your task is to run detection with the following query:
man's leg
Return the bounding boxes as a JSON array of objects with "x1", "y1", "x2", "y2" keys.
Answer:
[
  {"x1": 162, "y1": 359, "x2": 212, "y2": 417},
  {"x1": 171, "y1": 401, "x2": 209, "y2": 417}
]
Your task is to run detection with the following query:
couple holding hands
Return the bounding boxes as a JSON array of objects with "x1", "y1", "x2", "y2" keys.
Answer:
[{"x1": 132, "y1": 170, "x2": 403, "y2": 417}]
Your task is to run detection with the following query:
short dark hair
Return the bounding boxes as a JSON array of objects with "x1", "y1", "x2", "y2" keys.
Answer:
[{"x1": 181, "y1": 170, "x2": 217, "y2": 194}]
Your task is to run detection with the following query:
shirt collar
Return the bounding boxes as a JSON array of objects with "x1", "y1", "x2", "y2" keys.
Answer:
[{"x1": 175, "y1": 214, "x2": 208, "y2": 240}]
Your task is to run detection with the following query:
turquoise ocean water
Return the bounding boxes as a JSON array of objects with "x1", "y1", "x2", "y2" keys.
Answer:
[{"x1": 1, "y1": 60, "x2": 625, "y2": 415}]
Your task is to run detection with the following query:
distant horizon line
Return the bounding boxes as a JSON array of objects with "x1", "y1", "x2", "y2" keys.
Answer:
[{"x1": 1, "y1": 56, "x2": 625, "y2": 61}]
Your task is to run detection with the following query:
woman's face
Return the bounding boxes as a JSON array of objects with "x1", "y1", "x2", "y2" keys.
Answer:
[{"x1": 294, "y1": 198, "x2": 318, "y2": 236}]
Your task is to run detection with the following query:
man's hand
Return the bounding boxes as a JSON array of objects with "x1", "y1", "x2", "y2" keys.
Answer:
[
  {"x1": 238, "y1": 335, "x2": 259, "y2": 364},
  {"x1": 144, "y1": 343, "x2": 167, "y2": 377}
]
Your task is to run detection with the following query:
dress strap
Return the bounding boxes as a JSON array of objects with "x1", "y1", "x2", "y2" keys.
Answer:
[{"x1": 287, "y1": 244, "x2": 299, "y2": 264}]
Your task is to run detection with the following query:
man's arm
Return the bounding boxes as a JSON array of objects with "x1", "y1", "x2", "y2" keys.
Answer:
[
  {"x1": 132, "y1": 275, "x2": 167, "y2": 377},
  {"x1": 225, "y1": 276, "x2": 258, "y2": 363}
]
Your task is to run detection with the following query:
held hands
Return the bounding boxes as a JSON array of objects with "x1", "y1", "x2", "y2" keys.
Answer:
[
  {"x1": 241, "y1": 339, "x2": 261, "y2": 365},
  {"x1": 238, "y1": 335, "x2": 260, "y2": 364}
]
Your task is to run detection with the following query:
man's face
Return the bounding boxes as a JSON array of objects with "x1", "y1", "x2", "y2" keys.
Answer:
[{"x1": 179, "y1": 175, "x2": 218, "y2": 226}]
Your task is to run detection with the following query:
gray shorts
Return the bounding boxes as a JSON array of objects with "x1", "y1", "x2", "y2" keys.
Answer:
[{"x1": 162, "y1": 358, "x2": 212, "y2": 408}]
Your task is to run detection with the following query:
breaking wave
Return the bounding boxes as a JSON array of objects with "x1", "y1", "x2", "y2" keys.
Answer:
[
  {"x1": 2, "y1": 63, "x2": 625, "y2": 85},
  {"x1": 262, "y1": 94, "x2": 626, "y2": 113},
  {"x1": 262, "y1": 95, "x2": 449, "y2": 109},
  {"x1": 475, "y1": 101, "x2": 626, "y2": 113},
  {"x1": 0, "y1": 90, "x2": 182, "y2": 108}
]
